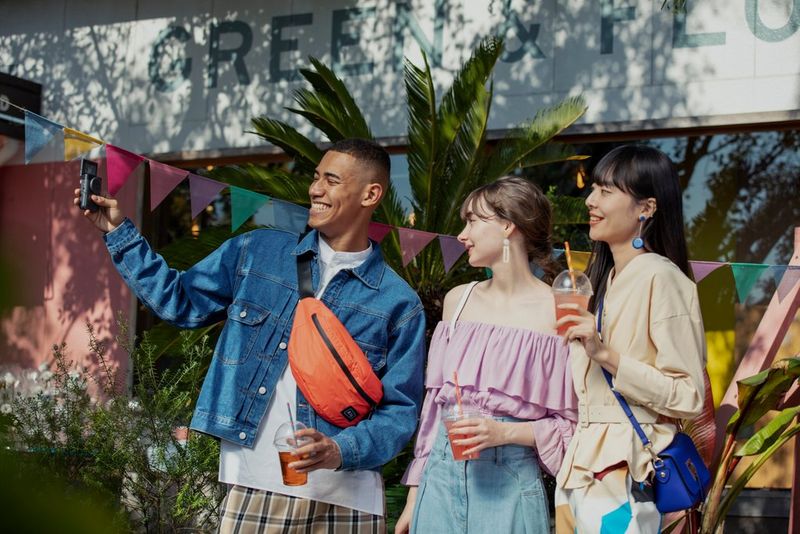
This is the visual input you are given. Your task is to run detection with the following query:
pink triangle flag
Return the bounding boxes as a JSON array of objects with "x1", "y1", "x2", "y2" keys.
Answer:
[
  {"x1": 368, "y1": 222, "x2": 394, "y2": 243},
  {"x1": 106, "y1": 145, "x2": 145, "y2": 196},
  {"x1": 398, "y1": 228, "x2": 437, "y2": 267},
  {"x1": 189, "y1": 174, "x2": 228, "y2": 219},
  {"x1": 690, "y1": 261, "x2": 724, "y2": 283},
  {"x1": 149, "y1": 160, "x2": 188, "y2": 210},
  {"x1": 439, "y1": 235, "x2": 465, "y2": 273},
  {"x1": 777, "y1": 266, "x2": 800, "y2": 302}
]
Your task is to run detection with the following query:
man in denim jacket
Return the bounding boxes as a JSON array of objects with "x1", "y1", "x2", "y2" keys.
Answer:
[{"x1": 75, "y1": 139, "x2": 426, "y2": 532}]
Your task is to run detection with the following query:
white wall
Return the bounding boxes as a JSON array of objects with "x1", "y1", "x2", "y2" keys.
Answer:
[{"x1": 2, "y1": 0, "x2": 800, "y2": 155}]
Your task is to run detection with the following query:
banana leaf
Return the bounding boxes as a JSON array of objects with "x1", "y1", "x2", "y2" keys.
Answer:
[{"x1": 727, "y1": 357, "x2": 800, "y2": 432}]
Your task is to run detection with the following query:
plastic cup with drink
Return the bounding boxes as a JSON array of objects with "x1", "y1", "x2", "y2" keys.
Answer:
[
  {"x1": 553, "y1": 242, "x2": 593, "y2": 336},
  {"x1": 442, "y1": 401, "x2": 483, "y2": 460},
  {"x1": 273, "y1": 421, "x2": 312, "y2": 486}
]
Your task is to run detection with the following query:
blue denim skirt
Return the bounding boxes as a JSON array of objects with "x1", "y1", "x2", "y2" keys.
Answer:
[{"x1": 410, "y1": 417, "x2": 550, "y2": 534}]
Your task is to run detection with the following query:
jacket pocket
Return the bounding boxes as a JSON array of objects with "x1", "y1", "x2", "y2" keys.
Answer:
[
  {"x1": 217, "y1": 300, "x2": 270, "y2": 364},
  {"x1": 356, "y1": 339, "x2": 387, "y2": 373}
]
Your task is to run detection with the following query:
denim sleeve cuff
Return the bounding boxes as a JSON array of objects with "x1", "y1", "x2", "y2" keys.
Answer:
[
  {"x1": 332, "y1": 432, "x2": 358, "y2": 471},
  {"x1": 103, "y1": 218, "x2": 139, "y2": 256}
]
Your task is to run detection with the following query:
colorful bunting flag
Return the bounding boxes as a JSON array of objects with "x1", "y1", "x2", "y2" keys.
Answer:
[
  {"x1": 230, "y1": 186, "x2": 269, "y2": 231},
  {"x1": 690, "y1": 261, "x2": 725, "y2": 283},
  {"x1": 148, "y1": 160, "x2": 188, "y2": 210},
  {"x1": 106, "y1": 145, "x2": 145, "y2": 196},
  {"x1": 438, "y1": 235, "x2": 466, "y2": 273},
  {"x1": 368, "y1": 222, "x2": 394, "y2": 244},
  {"x1": 189, "y1": 174, "x2": 227, "y2": 219},
  {"x1": 731, "y1": 263, "x2": 770, "y2": 303},
  {"x1": 14, "y1": 103, "x2": 800, "y2": 309},
  {"x1": 272, "y1": 199, "x2": 310, "y2": 234},
  {"x1": 398, "y1": 228, "x2": 437, "y2": 266},
  {"x1": 571, "y1": 251, "x2": 591, "y2": 272},
  {"x1": 24, "y1": 111, "x2": 63, "y2": 164},
  {"x1": 777, "y1": 266, "x2": 800, "y2": 302},
  {"x1": 63, "y1": 127, "x2": 103, "y2": 161}
]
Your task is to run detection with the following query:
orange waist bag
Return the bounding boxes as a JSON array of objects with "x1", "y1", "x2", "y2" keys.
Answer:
[{"x1": 288, "y1": 251, "x2": 383, "y2": 427}]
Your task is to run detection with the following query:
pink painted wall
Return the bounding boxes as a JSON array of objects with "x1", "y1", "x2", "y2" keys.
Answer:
[{"x1": 0, "y1": 140, "x2": 138, "y2": 388}]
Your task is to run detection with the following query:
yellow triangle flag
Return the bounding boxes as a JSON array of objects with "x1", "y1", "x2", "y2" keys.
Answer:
[
  {"x1": 64, "y1": 127, "x2": 104, "y2": 161},
  {"x1": 571, "y1": 251, "x2": 591, "y2": 272}
]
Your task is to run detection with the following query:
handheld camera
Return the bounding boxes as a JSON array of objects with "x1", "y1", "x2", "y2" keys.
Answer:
[{"x1": 78, "y1": 158, "x2": 101, "y2": 212}]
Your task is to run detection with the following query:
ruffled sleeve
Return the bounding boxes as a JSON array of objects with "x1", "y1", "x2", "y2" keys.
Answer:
[
  {"x1": 401, "y1": 388, "x2": 442, "y2": 485},
  {"x1": 531, "y1": 410, "x2": 576, "y2": 476}
]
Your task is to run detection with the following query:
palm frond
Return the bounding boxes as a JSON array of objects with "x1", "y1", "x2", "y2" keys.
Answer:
[
  {"x1": 249, "y1": 117, "x2": 322, "y2": 167},
  {"x1": 209, "y1": 164, "x2": 312, "y2": 205},
  {"x1": 158, "y1": 225, "x2": 255, "y2": 271},
  {"x1": 481, "y1": 95, "x2": 587, "y2": 179},
  {"x1": 435, "y1": 36, "x2": 502, "y2": 145},
  {"x1": 404, "y1": 53, "x2": 438, "y2": 216},
  {"x1": 305, "y1": 57, "x2": 371, "y2": 137},
  {"x1": 435, "y1": 83, "x2": 493, "y2": 233},
  {"x1": 518, "y1": 143, "x2": 589, "y2": 168}
]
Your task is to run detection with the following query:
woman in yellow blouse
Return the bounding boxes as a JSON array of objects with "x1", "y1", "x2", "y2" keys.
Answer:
[{"x1": 554, "y1": 145, "x2": 706, "y2": 533}]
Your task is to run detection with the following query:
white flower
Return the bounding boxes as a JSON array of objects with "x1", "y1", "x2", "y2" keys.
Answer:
[
  {"x1": 0, "y1": 404, "x2": 11, "y2": 414},
  {"x1": 68, "y1": 371, "x2": 80, "y2": 380},
  {"x1": 90, "y1": 397, "x2": 97, "y2": 405},
  {"x1": 128, "y1": 399, "x2": 141, "y2": 411},
  {"x1": 27, "y1": 371, "x2": 39, "y2": 382},
  {"x1": 3, "y1": 372, "x2": 14, "y2": 386},
  {"x1": 40, "y1": 371, "x2": 53, "y2": 383},
  {"x1": 38, "y1": 362, "x2": 48, "y2": 373}
]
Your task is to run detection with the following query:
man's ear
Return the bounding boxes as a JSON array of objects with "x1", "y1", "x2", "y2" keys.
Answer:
[{"x1": 362, "y1": 182, "x2": 384, "y2": 208}]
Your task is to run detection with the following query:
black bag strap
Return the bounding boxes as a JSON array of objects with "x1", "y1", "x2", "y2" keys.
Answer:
[
  {"x1": 296, "y1": 227, "x2": 315, "y2": 299},
  {"x1": 297, "y1": 252, "x2": 314, "y2": 299}
]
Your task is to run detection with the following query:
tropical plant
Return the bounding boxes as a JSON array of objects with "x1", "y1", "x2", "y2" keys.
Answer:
[
  {"x1": 662, "y1": 357, "x2": 800, "y2": 534},
  {"x1": 209, "y1": 35, "x2": 587, "y2": 325}
]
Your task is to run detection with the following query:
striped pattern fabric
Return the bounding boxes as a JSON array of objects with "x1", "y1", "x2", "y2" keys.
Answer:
[{"x1": 218, "y1": 486, "x2": 385, "y2": 534}]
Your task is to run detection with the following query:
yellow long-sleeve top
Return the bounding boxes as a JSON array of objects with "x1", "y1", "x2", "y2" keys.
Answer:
[{"x1": 557, "y1": 253, "x2": 706, "y2": 489}]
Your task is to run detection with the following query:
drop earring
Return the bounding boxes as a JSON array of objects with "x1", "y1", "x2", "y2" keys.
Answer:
[
  {"x1": 632, "y1": 215, "x2": 646, "y2": 249},
  {"x1": 502, "y1": 238, "x2": 510, "y2": 263}
]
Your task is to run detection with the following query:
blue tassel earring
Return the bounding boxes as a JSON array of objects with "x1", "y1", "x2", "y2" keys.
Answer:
[{"x1": 632, "y1": 215, "x2": 646, "y2": 249}]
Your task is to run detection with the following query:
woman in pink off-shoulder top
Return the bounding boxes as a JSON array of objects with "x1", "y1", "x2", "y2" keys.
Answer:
[{"x1": 394, "y1": 176, "x2": 578, "y2": 534}]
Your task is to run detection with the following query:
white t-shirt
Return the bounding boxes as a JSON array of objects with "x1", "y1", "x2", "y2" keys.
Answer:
[{"x1": 219, "y1": 236, "x2": 384, "y2": 516}]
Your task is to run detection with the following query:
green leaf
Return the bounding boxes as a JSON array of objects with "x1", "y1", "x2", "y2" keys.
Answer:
[
  {"x1": 248, "y1": 117, "x2": 322, "y2": 165},
  {"x1": 481, "y1": 95, "x2": 587, "y2": 179},
  {"x1": 734, "y1": 405, "x2": 800, "y2": 456},
  {"x1": 209, "y1": 164, "x2": 312, "y2": 206},
  {"x1": 727, "y1": 357, "x2": 800, "y2": 432},
  {"x1": 305, "y1": 57, "x2": 371, "y2": 137}
]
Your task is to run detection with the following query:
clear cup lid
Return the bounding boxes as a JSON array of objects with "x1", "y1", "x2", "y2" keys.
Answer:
[
  {"x1": 552, "y1": 270, "x2": 593, "y2": 295},
  {"x1": 273, "y1": 421, "x2": 309, "y2": 448}
]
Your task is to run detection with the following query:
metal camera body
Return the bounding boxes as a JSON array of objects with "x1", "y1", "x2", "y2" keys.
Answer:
[{"x1": 79, "y1": 158, "x2": 101, "y2": 212}]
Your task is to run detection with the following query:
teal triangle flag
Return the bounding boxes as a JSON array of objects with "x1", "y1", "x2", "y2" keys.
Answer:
[
  {"x1": 230, "y1": 186, "x2": 269, "y2": 231},
  {"x1": 731, "y1": 263, "x2": 769, "y2": 303},
  {"x1": 24, "y1": 111, "x2": 63, "y2": 163}
]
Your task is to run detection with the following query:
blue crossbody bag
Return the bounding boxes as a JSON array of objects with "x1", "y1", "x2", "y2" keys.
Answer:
[{"x1": 597, "y1": 296, "x2": 711, "y2": 513}]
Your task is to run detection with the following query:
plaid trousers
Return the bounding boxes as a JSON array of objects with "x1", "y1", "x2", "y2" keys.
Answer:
[{"x1": 218, "y1": 485, "x2": 385, "y2": 534}]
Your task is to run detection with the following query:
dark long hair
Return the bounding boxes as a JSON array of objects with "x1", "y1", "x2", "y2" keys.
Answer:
[
  {"x1": 586, "y1": 145, "x2": 692, "y2": 311},
  {"x1": 460, "y1": 176, "x2": 560, "y2": 283}
]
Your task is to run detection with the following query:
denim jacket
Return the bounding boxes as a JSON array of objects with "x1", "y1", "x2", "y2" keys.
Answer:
[{"x1": 104, "y1": 219, "x2": 426, "y2": 471}]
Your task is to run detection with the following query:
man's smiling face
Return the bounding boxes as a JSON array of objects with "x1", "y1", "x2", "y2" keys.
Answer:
[{"x1": 307, "y1": 150, "x2": 370, "y2": 240}]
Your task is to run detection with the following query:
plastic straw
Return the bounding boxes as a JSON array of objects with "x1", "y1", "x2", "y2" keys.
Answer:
[
  {"x1": 453, "y1": 371, "x2": 463, "y2": 417},
  {"x1": 287, "y1": 402, "x2": 296, "y2": 436},
  {"x1": 564, "y1": 241, "x2": 578, "y2": 289}
]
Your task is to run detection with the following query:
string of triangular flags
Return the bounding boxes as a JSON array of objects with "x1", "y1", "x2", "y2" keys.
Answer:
[{"x1": 15, "y1": 106, "x2": 800, "y2": 304}]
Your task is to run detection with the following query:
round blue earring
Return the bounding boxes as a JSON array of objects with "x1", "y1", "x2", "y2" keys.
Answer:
[{"x1": 632, "y1": 215, "x2": 646, "y2": 249}]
